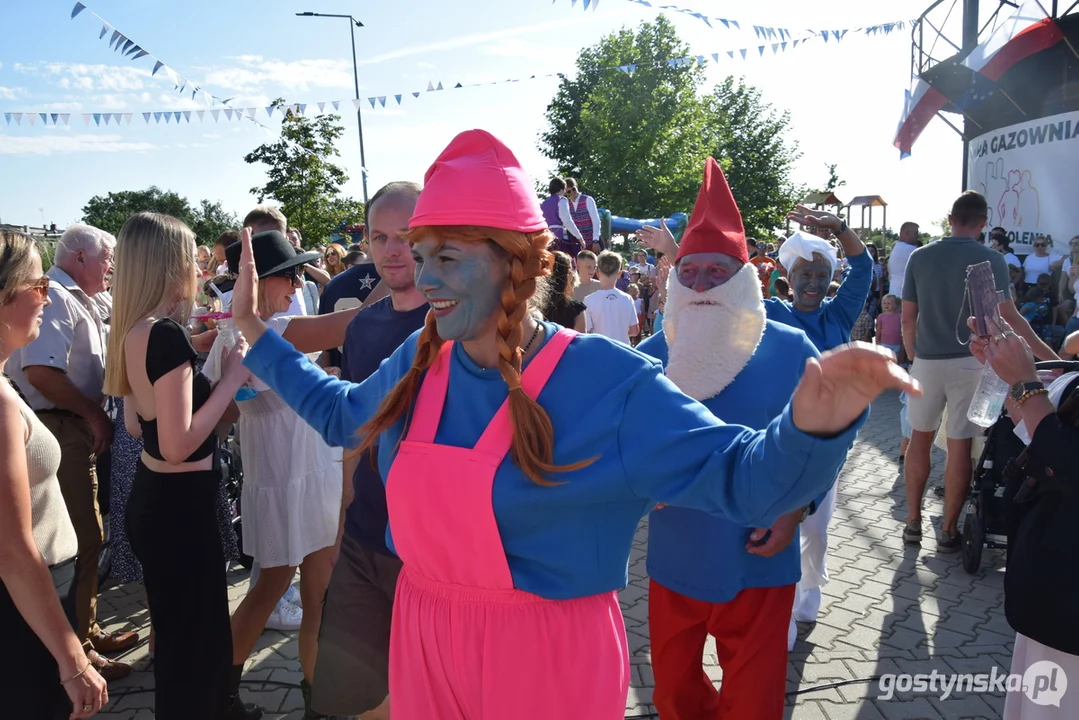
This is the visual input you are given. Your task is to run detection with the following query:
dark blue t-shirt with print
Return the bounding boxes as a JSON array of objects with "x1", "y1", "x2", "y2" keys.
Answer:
[
  {"x1": 318, "y1": 263, "x2": 383, "y2": 367},
  {"x1": 340, "y1": 295, "x2": 428, "y2": 555}
]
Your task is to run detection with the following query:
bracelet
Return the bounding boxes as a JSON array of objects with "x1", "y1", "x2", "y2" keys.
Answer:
[
  {"x1": 60, "y1": 663, "x2": 90, "y2": 686},
  {"x1": 1015, "y1": 388, "x2": 1049, "y2": 406}
]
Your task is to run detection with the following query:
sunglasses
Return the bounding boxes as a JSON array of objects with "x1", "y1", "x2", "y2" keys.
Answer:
[
  {"x1": 1034, "y1": 243, "x2": 1047, "y2": 248},
  {"x1": 269, "y1": 267, "x2": 300, "y2": 282},
  {"x1": 27, "y1": 276, "x2": 50, "y2": 301}
]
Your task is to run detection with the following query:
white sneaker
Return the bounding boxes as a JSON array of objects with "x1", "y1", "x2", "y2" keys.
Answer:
[
  {"x1": 265, "y1": 597, "x2": 303, "y2": 632},
  {"x1": 282, "y1": 585, "x2": 302, "y2": 609}
]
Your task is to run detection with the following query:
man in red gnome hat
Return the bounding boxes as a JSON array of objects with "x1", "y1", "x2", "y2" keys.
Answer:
[{"x1": 637, "y1": 158, "x2": 833, "y2": 719}]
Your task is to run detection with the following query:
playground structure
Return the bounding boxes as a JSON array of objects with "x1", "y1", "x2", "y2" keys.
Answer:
[
  {"x1": 601, "y1": 210, "x2": 689, "y2": 251},
  {"x1": 800, "y1": 192, "x2": 890, "y2": 240}
]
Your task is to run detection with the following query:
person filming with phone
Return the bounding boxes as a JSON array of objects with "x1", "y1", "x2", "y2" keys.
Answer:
[{"x1": 900, "y1": 191, "x2": 1057, "y2": 553}]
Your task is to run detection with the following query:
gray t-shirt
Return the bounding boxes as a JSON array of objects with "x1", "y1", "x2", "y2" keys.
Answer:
[{"x1": 903, "y1": 236, "x2": 1011, "y2": 359}]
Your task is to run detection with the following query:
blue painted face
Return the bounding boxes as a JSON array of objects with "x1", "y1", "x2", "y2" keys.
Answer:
[
  {"x1": 412, "y1": 238, "x2": 508, "y2": 342},
  {"x1": 676, "y1": 252, "x2": 743, "y2": 293},
  {"x1": 790, "y1": 253, "x2": 833, "y2": 312}
]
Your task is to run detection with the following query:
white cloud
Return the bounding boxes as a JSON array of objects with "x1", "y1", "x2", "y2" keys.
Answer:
[
  {"x1": 0, "y1": 134, "x2": 158, "y2": 156},
  {"x1": 204, "y1": 57, "x2": 354, "y2": 94},
  {"x1": 0, "y1": 86, "x2": 21, "y2": 100},
  {"x1": 358, "y1": 18, "x2": 587, "y2": 65}
]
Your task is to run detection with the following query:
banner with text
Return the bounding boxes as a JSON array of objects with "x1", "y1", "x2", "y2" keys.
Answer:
[{"x1": 967, "y1": 109, "x2": 1079, "y2": 254}]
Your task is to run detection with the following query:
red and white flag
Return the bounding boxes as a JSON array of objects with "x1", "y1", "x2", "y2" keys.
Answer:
[{"x1": 962, "y1": 0, "x2": 1063, "y2": 80}]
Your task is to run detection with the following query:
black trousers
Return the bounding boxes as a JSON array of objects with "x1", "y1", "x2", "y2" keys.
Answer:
[
  {"x1": 0, "y1": 557, "x2": 77, "y2": 720},
  {"x1": 127, "y1": 463, "x2": 231, "y2": 719}
]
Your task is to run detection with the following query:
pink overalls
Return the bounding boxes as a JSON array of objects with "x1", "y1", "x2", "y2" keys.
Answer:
[{"x1": 385, "y1": 330, "x2": 630, "y2": 719}]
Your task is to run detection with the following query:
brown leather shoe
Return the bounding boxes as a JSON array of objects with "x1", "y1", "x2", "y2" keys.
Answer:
[
  {"x1": 89, "y1": 629, "x2": 139, "y2": 654},
  {"x1": 89, "y1": 652, "x2": 132, "y2": 683}
]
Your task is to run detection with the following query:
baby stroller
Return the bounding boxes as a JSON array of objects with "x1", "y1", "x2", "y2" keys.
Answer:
[
  {"x1": 220, "y1": 431, "x2": 255, "y2": 570},
  {"x1": 962, "y1": 360, "x2": 1079, "y2": 573}
]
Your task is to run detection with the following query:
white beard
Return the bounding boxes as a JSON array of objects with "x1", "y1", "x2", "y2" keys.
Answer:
[{"x1": 663, "y1": 263, "x2": 766, "y2": 401}]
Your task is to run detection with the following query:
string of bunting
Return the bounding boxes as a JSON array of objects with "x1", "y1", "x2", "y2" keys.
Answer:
[
  {"x1": 4, "y1": 16, "x2": 909, "y2": 128},
  {"x1": 557, "y1": 0, "x2": 910, "y2": 38}
]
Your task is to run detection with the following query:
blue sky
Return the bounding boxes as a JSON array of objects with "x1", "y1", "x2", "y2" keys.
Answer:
[{"x1": 0, "y1": 0, "x2": 964, "y2": 237}]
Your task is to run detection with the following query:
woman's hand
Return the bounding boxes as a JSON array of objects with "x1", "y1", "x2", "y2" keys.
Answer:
[
  {"x1": 792, "y1": 343, "x2": 921, "y2": 437},
  {"x1": 967, "y1": 316, "x2": 1038, "y2": 385},
  {"x1": 221, "y1": 340, "x2": 251, "y2": 390},
  {"x1": 786, "y1": 205, "x2": 842, "y2": 233},
  {"x1": 636, "y1": 220, "x2": 679, "y2": 258},
  {"x1": 232, "y1": 227, "x2": 268, "y2": 345},
  {"x1": 61, "y1": 657, "x2": 108, "y2": 718}
]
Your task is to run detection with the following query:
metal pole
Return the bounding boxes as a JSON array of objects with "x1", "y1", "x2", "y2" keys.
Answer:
[
  {"x1": 349, "y1": 19, "x2": 369, "y2": 207},
  {"x1": 961, "y1": 0, "x2": 980, "y2": 192}
]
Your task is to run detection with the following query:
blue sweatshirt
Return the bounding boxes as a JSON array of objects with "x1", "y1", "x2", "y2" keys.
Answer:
[
  {"x1": 638, "y1": 321, "x2": 832, "y2": 602},
  {"x1": 243, "y1": 321, "x2": 865, "y2": 600},
  {"x1": 765, "y1": 249, "x2": 872, "y2": 352}
]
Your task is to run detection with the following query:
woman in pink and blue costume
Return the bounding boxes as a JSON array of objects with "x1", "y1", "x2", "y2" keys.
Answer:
[{"x1": 229, "y1": 130, "x2": 920, "y2": 719}]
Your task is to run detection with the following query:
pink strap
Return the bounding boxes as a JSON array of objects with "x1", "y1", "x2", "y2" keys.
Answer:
[
  {"x1": 403, "y1": 329, "x2": 578, "y2": 452},
  {"x1": 473, "y1": 329, "x2": 576, "y2": 457},
  {"x1": 404, "y1": 343, "x2": 453, "y2": 444}
]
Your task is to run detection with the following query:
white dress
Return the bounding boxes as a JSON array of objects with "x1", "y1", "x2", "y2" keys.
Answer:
[{"x1": 205, "y1": 315, "x2": 341, "y2": 567}]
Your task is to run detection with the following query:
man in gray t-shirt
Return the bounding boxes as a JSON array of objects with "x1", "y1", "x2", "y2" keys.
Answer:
[{"x1": 901, "y1": 192, "x2": 1058, "y2": 554}]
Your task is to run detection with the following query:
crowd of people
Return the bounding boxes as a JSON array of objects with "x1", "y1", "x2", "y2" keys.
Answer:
[{"x1": 0, "y1": 126, "x2": 1076, "y2": 720}]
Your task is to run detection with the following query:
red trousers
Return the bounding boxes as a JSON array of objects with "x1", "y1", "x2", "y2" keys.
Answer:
[{"x1": 649, "y1": 580, "x2": 795, "y2": 720}]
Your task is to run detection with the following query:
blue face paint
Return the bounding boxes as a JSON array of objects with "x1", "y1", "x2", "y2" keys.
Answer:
[
  {"x1": 412, "y1": 238, "x2": 507, "y2": 341},
  {"x1": 790, "y1": 254, "x2": 833, "y2": 312},
  {"x1": 676, "y1": 252, "x2": 743, "y2": 293}
]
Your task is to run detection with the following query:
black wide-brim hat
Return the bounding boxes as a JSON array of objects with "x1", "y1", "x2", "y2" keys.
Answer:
[{"x1": 225, "y1": 230, "x2": 321, "y2": 278}]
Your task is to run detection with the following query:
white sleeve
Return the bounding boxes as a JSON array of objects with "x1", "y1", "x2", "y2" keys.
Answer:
[
  {"x1": 587, "y1": 197, "x2": 601, "y2": 243},
  {"x1": 623, "y1": 296, "x2": 637, "y2": 328},
  {"x1": 559, "y1": 197, "x2": 583, "y2": 241},
  {"x1": 203, "y1": 332, "x2": 226, "y2": 384}
]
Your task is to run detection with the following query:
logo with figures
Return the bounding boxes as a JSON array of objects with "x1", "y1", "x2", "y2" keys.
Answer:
[{"x1": 878, "y1": 662, "x2": 1066, "y2": 706}]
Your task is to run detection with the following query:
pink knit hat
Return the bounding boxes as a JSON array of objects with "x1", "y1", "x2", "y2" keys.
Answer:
[{"x1": 409, "y1": 129, "x2": 547, "y2": 232}]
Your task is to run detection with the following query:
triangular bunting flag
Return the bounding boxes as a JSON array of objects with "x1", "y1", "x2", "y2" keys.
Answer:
[
  {"x1": 51, "y1": 113, "x2": 59, "y2": 124},
  {"x1": 412, "y1": 91, "x2": 421, "y2": 98},
  {"x1": 224, "y1": 109, "x2": 234, "y2": 120},
  {"x1": 99, "y1": 23, "x2": 109, "y2": 39},
  {"x1": 821, "y1": 31, "x2": 829, "y2": 43},
  {"x1": 103, "y1": 113, "x2": 112, "y2": 125},
  {"x1": 152, "y1": 61, "x2": 164, "y2": 76},
  {"x1": 174, "y1": 112, "x2": 182, "y2": 123},
  {"x1": 427, "y1": 81, "x2": 435, "y2": 91},
  {"x1": 727, "y1": 50, "x2": 734, "y2": 59},
  {"x1": 196, "y1": 110, "x2": 205, "y2": 122},
  {"x1": 120, "y1": 39, "x2": 134, "y2": 55},
  {"x1": 583, "y1": 0, "x2": 591, "y2": 8},
  {"x1": 297, "y1": 104, "x2": 306, "y2": 114},
  {"x1": 211, "y1": 109, "x2": 221, "y2": 122},
  {"x1": 28, "y1": 114, "x2": 37, "y2": 126},
  {"x1": 739, "y1": 48, "x2": 747, "y2": 59},
  {"x1": 394, "y1": 94, "x2": 402, "y2": 104},
  {"x1": 142, "y1": 112, "x2": 151, "y2": 124},
  {"x1": 123, "y1": 113, "x2": 132, "y2": 125},
  {"x1": 71, "y1": 2, "x2": 86, "y2": 19},
  {"x1": 92, "y1": 113, "x2": 101, "y2": 126},
  {"x1": 39, "y1": 113, "x2": 48, "y2": 125},
  {"x1": 351, "y1": 98, "x2": 362, "y2": 110},
  {"x1": 132, "y1": 49, "x2": 148, "y2": 60},
  {"x1": 248, "y1": 108, "x2": 257, "y2": 119},
  {"x1": 781, "y1": 42, "x2": 788, "y2": 51},
  {"x1": 3, "y1": 113, "x2": 10, "y2": 125},
  {"x1": 454, "y1": 82, "x2": 463, "y2": 88},
  {"x1": 753, "y1": 26, "x2": 762, "y2": 39},
  {"x1": 767, "y1": 27, "x2": 777, "y2": 39},
  {"x1": 368, "y1": 97, "x2": 376, "y2": 108},
  {"x1": 731, "y1": 20, "x2": 740, "y2": 30},
  {"x1": 318, "y1": 102, "x2": 326, "y2": 113},
  {"x1": 839, "y1": 29, "x2": 848, "y2": 40},
  {"x1": 378, "y1": 96, "x2": 386, "y2": 107},
  {"x1": 265, "y1": 105, "x2": 275, "y2": 117},
  {"x1": 109, "y1": 30, "x2": 122, "y2": 49},
  {"x1": 759, "y1": 45, "x2": 766, "y2": 56},
  {"x1": 164, "y1": 113, "x2": 171, "y2": 124},
  {"x1": 712, "y1": 53, "x2": 720, "y2": 62},
  {"x1": 772, "y1": 43, "x2": 780, "y2": 54},
  {"x1": 332, "y1": 100, "x2": 340, "y2": 110},
  {"x1": 720, "y1": 18, "x2": 729, "y2": 28},
  {"x1": 13, "y1": 113, "x2": 23, "y2": 125}
]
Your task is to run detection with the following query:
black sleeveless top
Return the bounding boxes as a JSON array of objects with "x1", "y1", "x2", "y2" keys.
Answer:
[{"x1": 138, "y1": 318, "x2": 215, "y2": 463}]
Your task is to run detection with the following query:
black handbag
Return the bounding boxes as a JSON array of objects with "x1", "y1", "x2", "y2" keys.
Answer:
[{"x1": 1003, "y1": 385, "x2": 1079, "y2": 655}]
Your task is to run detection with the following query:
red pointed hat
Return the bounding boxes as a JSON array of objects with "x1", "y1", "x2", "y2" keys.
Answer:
[
  {"x1": 409, "y1": 129, "x2": 547, "y2": 233},
  {"x1": 675, "y1": 157, "x2": 747, "y2": 264}
]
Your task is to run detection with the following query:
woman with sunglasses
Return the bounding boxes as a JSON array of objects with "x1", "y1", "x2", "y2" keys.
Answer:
[
  {"x1": 0, "y1": 230, "x2": 108, "y2": 719},
  {"x1": 204, "y1": 231, "x2": 351, "y2": 717}
]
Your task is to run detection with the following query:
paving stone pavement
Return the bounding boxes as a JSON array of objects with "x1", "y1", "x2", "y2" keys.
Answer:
[{"x1": 95, "y1": 391, "x2": 1012, "y2": 719}]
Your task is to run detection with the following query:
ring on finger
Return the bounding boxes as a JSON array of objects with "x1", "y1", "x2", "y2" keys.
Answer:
[{"x1": 83, "y1": 704, "x2": 94, "y2": 712}]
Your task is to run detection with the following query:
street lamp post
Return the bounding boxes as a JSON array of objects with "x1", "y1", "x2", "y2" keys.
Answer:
[{"x1": 296, "y1": 11, "x2": 369, "y2": 206}]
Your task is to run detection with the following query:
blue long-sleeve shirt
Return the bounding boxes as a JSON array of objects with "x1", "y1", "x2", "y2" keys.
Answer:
[
  {"x1": 765, "y1": 249, "x2": 873, "y2": 352},
  {"x1": 243, "y1": 321, "x2": 865, "y2": 600},
  {"x1": 638, "y1": 321, "x2": 832, "y2": 602}
]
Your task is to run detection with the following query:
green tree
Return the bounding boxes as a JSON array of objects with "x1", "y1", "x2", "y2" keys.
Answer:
[
  {"x1": 824, "y1": 163, "x2": 846, "y2": 192},
  {"x1": 539, "y1": 16, "x2": 711, "y2": 218},
  {"x1": 244, "y1": 98, "x2": 362, "y2": 246},
  {"x1": 188, "y1": 199, "x2": 239, "y2": 247},
  {"x1": 81, "y1": 187, "x2": 193, "y2": 236},
  {"x1": 703, "y1": 78, "x2": 803, "y2": 239}
]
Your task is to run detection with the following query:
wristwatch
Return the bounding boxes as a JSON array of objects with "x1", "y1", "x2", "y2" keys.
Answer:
[
  {"x1": 1009, "y1": 381, "x2": 1045, "y2": 403},
  {"x1": 836, "y1": 220, "x2": 848, "y2": 235}
]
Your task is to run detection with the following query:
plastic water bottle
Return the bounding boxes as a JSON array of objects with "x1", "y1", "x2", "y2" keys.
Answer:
[
  {"x1": 967, "y1": 361, "x2": 1010, "y2": 427},
  {"x1": 216, "y1": 319, "x2": 258, "y2": 402}
]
